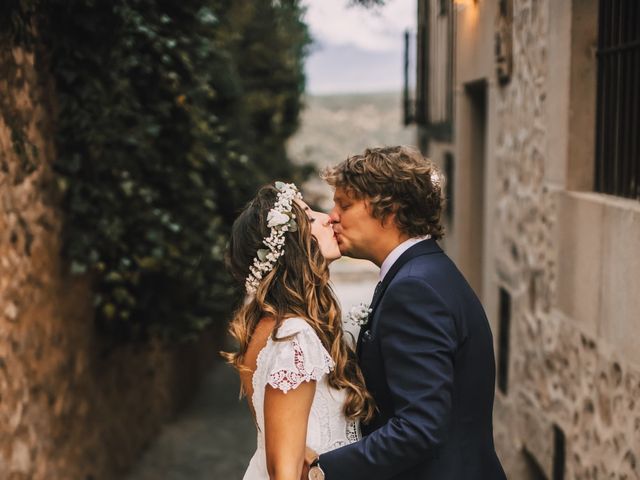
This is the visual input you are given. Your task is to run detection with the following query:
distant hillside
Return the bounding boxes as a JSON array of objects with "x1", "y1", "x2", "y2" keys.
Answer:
[{"x1": 288, "y1": 91, "x2": 417, "y2": 208}]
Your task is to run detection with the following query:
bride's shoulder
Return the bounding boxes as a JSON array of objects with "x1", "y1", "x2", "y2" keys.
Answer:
[
  {"x1": 264, "y1": 317, "x2": 334, "y2": 393},
  {"x1": 273, "y1": 316, "x2": 315, "y2": 339}
]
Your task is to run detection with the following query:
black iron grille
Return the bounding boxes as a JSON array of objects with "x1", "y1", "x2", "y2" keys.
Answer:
[{"x1": 595, "y1": 0, "x2": 640, "y2": 199}]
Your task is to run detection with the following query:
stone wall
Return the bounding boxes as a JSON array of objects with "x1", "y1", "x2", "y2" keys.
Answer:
[
  {"x1": 1, "y1": 45, "x2": 217, "y2": 480},
  {"x1": 491, "y1": 1, "x2": 640, "y2": 478}
]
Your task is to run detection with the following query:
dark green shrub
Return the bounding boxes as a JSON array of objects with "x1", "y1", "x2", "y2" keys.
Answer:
[{"x1": 2, "y1": 0, "x2": 311, "y2": 345}]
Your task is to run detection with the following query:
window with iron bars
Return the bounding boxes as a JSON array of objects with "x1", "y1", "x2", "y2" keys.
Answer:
[
  {"x1": 594, "y1": 0, "x2": 640, "y2": 199},
  {"x1": 404, "y1": 0, "x2": 454, "y2": 140}
]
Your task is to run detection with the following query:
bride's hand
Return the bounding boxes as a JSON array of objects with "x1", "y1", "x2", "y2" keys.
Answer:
[{"x1": 301, "y1": 446, "x2": 318, "y2": 480}]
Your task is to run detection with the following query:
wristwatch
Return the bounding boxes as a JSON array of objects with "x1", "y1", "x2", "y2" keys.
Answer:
[{"x1": 308, "y1": 457, "x2": 325, "y2": 480}]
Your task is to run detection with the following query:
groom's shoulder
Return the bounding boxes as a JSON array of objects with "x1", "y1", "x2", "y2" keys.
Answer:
[
  {"x1": 392, "y1": 250, "x2": 466, "y2": 294},
  {"x1": 399, "y1": 246, "x2": 455, "y2": 278}
]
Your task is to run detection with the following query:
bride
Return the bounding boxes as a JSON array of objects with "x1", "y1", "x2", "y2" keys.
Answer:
[{"x1": 224, "y1": 182, "x2": 375, "y2": 480}]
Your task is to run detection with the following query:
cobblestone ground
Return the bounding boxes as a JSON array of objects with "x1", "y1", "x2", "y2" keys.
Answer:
[
  {"x1": 124, "y1": 357, "x2": 255, "y2": 480},
  {"x1": 125, "y1": 258, "x2": 378, "y2": 480}
]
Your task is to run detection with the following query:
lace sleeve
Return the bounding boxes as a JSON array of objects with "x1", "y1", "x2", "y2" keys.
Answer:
[{"x1": 266, "y1": 318, "x2": 335, "y2": 394}]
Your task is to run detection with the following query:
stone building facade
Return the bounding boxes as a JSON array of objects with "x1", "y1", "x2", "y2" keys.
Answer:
[
  {"x1": 411, "y1": 0, "x2": 640, "y2": 478},
  {"x1": 0, "y1": 46, "x2": 216, "y2": 479}
]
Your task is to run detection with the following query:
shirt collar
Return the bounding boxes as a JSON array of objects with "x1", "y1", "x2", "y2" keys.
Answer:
[{"x1": 379, "y1": 235, "x2": 431, "y2": 282}]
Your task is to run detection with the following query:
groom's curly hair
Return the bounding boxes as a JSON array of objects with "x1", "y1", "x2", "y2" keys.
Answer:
[{"x1": 322, "y1": 145, "x2": 445, "y2": 240}]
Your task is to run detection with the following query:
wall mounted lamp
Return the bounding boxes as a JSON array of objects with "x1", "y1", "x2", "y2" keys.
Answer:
[{"x1": 454, "y1": 0, "x2": 478, "y2": 9}]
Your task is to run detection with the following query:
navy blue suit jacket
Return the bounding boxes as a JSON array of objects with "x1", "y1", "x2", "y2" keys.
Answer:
[{"x1": 320, "y1": 239, "x2": 506, "y2": 479}]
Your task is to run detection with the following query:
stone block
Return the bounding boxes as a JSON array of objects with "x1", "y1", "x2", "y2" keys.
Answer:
[
  {"x1": 555, "y1": 192, "x2": 604, "y2": 336},
  {"x1": 10, "y1": 440, "x2": 30, "y2": 473},
  {"x1": 545, "y1": 0, "x2": 571, "y2": 187},
  {"x1": 517, "y1": 402, "x2": 554, "y2": 479},
  {"x1": 600, "y1": 198, "x2": 640, "y2": 367}
]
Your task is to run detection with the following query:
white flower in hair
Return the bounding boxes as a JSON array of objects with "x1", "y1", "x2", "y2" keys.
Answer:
[
  {"x1": 267, "y1": 209, "x2": 290, "y2": 228},
  {"x1": 430, "y1": 171, "x2": 441, "y2": 188},
  {"x1": 245, "y1": 181, "x2": 302, "y2": 295}
]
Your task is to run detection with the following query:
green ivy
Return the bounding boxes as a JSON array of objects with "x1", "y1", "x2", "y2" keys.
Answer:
[{"x1": 2, "y1": 0, "x2": 311, "y2": 345}]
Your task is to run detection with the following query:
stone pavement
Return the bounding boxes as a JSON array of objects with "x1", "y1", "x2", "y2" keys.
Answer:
[
  {"x1": 125, "y1": 257, "x2": 378, "y2": 480},
  {"x1": 124, "y1": 357, "x2": 255, "y2": 480}
]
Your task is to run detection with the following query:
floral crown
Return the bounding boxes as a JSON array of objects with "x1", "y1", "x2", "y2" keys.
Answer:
[{"x1": 245, "y1": 181, "x2": 302, "y2": 295}]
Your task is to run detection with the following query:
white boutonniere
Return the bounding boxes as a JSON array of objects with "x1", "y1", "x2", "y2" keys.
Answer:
[{"x1": 346, "y1": 303, "x2": 372, "y2": 327}]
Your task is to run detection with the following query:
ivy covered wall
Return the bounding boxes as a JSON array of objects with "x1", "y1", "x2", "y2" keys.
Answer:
[{"x1": 2, "y1": 0, "x2": 311, "y2": 345}]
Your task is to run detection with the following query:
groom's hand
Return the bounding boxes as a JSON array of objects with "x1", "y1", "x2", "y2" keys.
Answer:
[{"x1": 301, "y1": 446, "x2": 318, "y2": 480}]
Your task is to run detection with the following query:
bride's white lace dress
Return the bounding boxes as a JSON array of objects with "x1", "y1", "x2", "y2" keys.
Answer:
[{"x1": 243, "y1": 317, "x2": 361, "y2": 479}]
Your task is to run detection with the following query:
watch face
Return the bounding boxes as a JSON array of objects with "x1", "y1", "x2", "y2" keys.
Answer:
[{"x1": 309, "y1": 466, "x2": 325, "y2": 480}]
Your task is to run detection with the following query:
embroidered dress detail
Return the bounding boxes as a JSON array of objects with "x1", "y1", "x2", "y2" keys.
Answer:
[
  {"x1": 267, "y1": 338, "x2": 333, "y2": 393},
  {"x1": 243, "y1": 317, "x2": 361, "y2": 479},
  {"x1": 346, "y1": 420, "x2": 360, "y2": 443}
]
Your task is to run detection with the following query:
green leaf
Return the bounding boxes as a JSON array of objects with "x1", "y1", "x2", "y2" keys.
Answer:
[
  {"x1": 102, "y1": 303, "x2": 116, "y2": 320},
  {"x1": 105, "y1": 272, "x2": 123, "y2": 283},
  {"x1": 70, "y1": 261, "x2": 87, "y2": 274},
  {"x1": 137, "y1": 257, "x2": 158, "y2": 269}
]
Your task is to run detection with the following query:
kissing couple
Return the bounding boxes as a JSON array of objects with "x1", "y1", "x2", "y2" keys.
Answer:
[{"x1": 224, "y1": 146, "x2": 507, "y2": 480}]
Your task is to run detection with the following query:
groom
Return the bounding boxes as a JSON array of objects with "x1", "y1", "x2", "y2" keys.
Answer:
[{"x1": 306, "y1": 146, "x2": 506, "y2": 479}]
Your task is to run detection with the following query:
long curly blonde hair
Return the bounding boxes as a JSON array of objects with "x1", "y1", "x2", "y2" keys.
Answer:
[{"x1": 223, "y1": 185, "x2": 375, "y2": 423}]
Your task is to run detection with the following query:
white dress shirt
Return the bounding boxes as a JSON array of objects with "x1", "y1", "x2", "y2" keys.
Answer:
[{"x1": 378, "y1": 235, "x2": 431, "y2": 282}]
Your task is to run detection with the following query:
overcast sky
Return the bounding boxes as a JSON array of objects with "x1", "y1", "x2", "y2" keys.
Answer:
[{"x1": 303, "y1": 0, "x2": 417, "y2": 95}]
